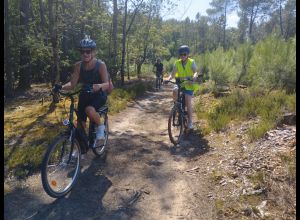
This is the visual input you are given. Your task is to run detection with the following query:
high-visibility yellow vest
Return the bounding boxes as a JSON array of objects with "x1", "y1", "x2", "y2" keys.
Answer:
[{"x1": 175, "y1": 58, "x2": 197, "y2": 91}]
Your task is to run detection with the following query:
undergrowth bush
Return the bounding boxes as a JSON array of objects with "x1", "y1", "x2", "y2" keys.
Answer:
[
  {"x1": 195, "y1": 87, "x2": 295, "y2": 139},
  {"x1": 207, "y1": 47, "x2": 236, "y2": 86},
  {"x1": 247, "y1": 35, "x2": 296, "y2": 92}
]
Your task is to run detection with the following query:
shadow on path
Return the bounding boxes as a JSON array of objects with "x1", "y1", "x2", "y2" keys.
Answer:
[{"x1": 167, "y1": 130, "x2": 210, "y2": 158}]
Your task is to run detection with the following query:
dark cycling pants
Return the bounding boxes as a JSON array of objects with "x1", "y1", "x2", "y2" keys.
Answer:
[
  {"x1": 156, "y1": 72, "x2": 163, "y2": 78},
  {"x1": 78, "y1": 92, "x2": 107, "y2": 122}
]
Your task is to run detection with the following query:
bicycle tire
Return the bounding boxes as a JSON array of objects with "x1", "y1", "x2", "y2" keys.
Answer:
[
  {"x1": 168, "y1": 107, "x2": 184, "y2": 145},
  {"x1": 92, "y1": 114, "x2": 109, "y2": 157},
  {"x1": 41, "y1": 134, "x2": 81, "y2": 198}
]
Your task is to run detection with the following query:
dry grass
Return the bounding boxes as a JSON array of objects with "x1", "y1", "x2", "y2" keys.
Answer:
[{"x1": 4, "y1": 81, "x2": 153, "y2": 179}]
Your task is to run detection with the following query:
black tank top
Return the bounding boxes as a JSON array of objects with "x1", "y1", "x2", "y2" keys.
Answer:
[{"x1": 78, "y1": 59, "x2": 103, "y2": 84}]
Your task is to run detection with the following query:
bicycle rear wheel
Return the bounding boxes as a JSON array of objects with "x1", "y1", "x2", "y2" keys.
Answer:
[
  {"x1": 168, "y1": 107, "x2": 184, "y2": 145},
  {"x1": 92, "y1": 114, "x2": 109, "y2": 157},
  {"x1": 41, "y1": 134, "x2": 81, "y2": 198}
]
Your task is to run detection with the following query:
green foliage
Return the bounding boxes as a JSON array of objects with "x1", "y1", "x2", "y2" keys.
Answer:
[
  {"x1": 193, "y1": 53, "x2": 210, "y2": 81},
  {"x1": 247, "y1": 35, "x2": 296, "y2": 92},
  {"x1": 195, "y1": 87, "x2": 295, "y2": 138},
  {"x1": 233, "y1": 41, "x2": 253, "y2": 85},
  {"x1": 164, "y1": 57, "x2": 177, "y2": 72},
  {"x1": 207, "y1": 47, "x2": 236, "y2": 86},
  {"x1": 247, "y1": 120, "x2": 274, "y2": 141},
  {"x1": 208, "y1": 112, "x2": 231, "y2": 132}
]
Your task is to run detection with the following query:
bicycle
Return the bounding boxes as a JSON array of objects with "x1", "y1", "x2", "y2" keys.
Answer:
[
  {"x1": 164, "y1": 78, "x2": 198, "y2": 145},
  {"x1": 41, "y1": 86, "x2": 109, "y2": 198}
]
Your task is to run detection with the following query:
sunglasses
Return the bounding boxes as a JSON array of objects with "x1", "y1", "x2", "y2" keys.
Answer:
[
  {"x1": 80, "y1": 49, "x2": 92, "y2": 55},
  {"x1": 180, "y1": 53, "x2": 187, "y2": 56}
]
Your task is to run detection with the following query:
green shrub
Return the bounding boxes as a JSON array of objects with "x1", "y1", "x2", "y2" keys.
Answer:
[
  {"x1": 233, "y1": 42, "x2": 253, "y2": 85},
  {"x1": 247, "y1": 35, "x2": 296, "y2": 92},
  {"x1": 196, "y1": 87, "x2": 295, "y2": 138},
  {"x1": 164, "y1": 57, "x2": 177, "y2": 72},
  {"x1": 208, "y1": 47, "x2": 236, "y2": 86},
  {"x1": 208, "y1": 112, "x2": 231, "y2": 132},
  {"x1": 247, "y1": 120, "x2": 274, "y2": 141},
  {"x1": 194, "y1": 53, "x2": 210, "y2": 81}
]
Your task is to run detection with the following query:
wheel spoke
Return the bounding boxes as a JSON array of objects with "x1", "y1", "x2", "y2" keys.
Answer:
[{"x1": 41, "y1": 135, "x2": 81, "y2": 198}]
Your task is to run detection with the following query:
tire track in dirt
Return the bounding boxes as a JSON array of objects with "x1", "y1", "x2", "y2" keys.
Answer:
[{"x1": 4, "y1": 85, "x2": 216, "y2": 220}]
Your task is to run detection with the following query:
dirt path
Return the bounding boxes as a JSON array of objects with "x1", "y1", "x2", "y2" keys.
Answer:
[{"x1": 4, "y1": 85, "x2": 217, "y2": 220}]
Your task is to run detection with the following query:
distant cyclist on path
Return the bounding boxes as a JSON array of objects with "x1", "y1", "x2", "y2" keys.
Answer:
[{"x1": 153, "y1": 58, "x2": 164, "y2": 89}]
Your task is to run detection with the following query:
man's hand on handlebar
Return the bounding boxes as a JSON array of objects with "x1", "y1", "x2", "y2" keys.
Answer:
[
  {"x1": 51, "y1": 84, "x2": 62, "y2": 103},
  {"x1": 52, "y1": 84, "x2": 62, "y2": 93},
  {"x1": 81, "y1": 84, "x2": 94, "y2": 93}
]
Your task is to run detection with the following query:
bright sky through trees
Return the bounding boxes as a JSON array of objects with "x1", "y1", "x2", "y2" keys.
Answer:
[{"x1": 162, "y1": 0, "x2": 239, "y2": 28}]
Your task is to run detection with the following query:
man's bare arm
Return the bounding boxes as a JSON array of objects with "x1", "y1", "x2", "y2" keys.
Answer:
[{"x1": 93, "y1": 61, "x2": 109, "y2": 92}]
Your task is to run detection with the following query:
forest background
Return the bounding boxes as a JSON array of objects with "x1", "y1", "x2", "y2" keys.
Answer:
[
  {"x1": 4, "y1": 0, "x2": 296, "y2": 96},
  {"x1": 4, "y1": 0, "x2": 296, "y2": 179}
]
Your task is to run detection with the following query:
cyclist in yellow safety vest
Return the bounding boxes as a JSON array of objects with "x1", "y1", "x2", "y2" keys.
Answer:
[{"x1": 165, "y1": 45, "x2": 199, "y2": 129}]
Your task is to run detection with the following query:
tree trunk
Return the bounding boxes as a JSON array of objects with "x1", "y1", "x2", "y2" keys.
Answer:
[
  {"x1": 38, "y1": 0, "x2": 48, "y2": 44},
  {"x1": 137, "y1": 62, "x2": 142, "y2": 79},
  {"x1": 279, "y1": 0, "x2": 283, "y2": 36},
  {"x1": 248, "y1": 4, "x2": 258, "y2": 42},
  {"x1": 223, "y1": 0, "x2": 227, "y2": 49},
  {"x1": 80, "y1": 0, "x2": 86, "y2": 37},
  {"x1": 137, "y1": 10, "x2": 152, "y2": 79},
  {"x1": 126, "y1": 36, "x2": 130, "y2": 80},
  {"x1": 48, "y1": 0, "x2": 60, "y2": 85},
  {"x1": 18, "y1": 0, "x2": 31, "y2": 90},
  {"x1": 112, "y1": 0, "x2": 118, "y2": 80},
  {"x1": 39, "y1": 0, "x2": 46, "y2": 27},
  {"x1": 120, "y1": 0, "x2": 128, "y2": 86},
  {"x1": 4, "y1": 0, "x2": 13, "y2": 97}
]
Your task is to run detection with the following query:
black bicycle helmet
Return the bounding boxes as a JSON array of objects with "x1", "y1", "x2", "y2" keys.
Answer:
[
  {"x1": 79, "y1": 35, "x2": 96, "y2": 49},
  {"x1": 178, "y1": 45, "x2": 190, "y2": 54}
]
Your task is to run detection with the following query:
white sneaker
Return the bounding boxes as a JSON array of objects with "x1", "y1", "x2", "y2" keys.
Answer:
[
  {"x1": 96, "y1": 124, "x2": 105, "y2": 140},
  {"x1": 188, "y1": 122, "x2": 193, "y2": 129}
]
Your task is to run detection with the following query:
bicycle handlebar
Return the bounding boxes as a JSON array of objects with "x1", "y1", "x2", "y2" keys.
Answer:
[
  {"x1": 56, "y1": 89, "x2": 82, "y2": 97},
  {"x1": 51, "y1": 87, "x2": 94, "y2": 104},
  {"x1": 53, "y1": 83, "x2": 96, "y2": 97},
  {"x1": 164, "y1": 78, "x2": 196, "y2": 85}
]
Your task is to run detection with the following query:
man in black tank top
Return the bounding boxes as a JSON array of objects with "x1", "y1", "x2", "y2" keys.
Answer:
[{"x1": 59, "y1": 36, "x2": 110, "y2": 142}]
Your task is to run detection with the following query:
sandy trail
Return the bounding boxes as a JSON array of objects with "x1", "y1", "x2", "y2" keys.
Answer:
[{"x1": 4, "y1": 85, "x2": 216, "y2": 220}]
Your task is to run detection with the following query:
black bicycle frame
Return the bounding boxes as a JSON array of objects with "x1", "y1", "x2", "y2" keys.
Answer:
[
  {"x1": 60, "y1": 90, "x2": 91, "y2": 155},
  {"x1": 176, "y1": 81, "x2": 186, "y2": 113}
]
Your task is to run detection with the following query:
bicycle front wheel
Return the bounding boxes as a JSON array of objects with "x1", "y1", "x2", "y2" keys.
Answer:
[
  {"x1": 41, "y1": 134, "x2": 81, "y2": 198},
  {"x1": 168, "y1": 107, "x2": 184, "y2": 145}
]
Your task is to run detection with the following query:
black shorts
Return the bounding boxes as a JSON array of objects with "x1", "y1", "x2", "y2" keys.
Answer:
[{"x1": 77, "y1": 92, "x2": 107, "y2": 122}]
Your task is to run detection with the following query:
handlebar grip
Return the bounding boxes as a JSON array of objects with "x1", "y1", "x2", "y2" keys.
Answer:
[
  {"x1": 52, "y1": 84, "x2": 62, "y2": 93},
  {"x1": 81, "y1": 84, "x2": 93, "y2": 93}
]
